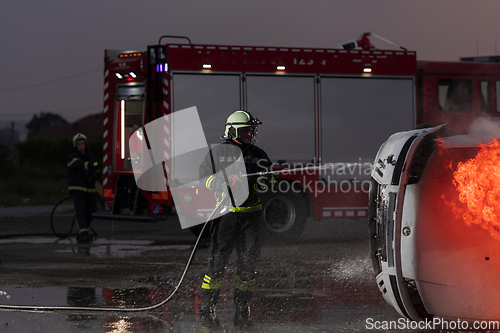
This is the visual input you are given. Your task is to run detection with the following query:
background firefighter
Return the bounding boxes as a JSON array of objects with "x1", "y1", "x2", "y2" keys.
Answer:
[
  {"x1": 199, "y1": 110, "x2": 273, "y2": 329},
  {"x1": 67, "y1": 133, "x2": 100, "y2": 243}
]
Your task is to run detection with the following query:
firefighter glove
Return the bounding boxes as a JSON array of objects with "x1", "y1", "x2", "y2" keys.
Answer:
[
  {"x1": 213, "y1": 178, "x2": 228, "y2": 193},
  {"x1": 257, "y1": 175, "x2": 269, "y2": 191}
]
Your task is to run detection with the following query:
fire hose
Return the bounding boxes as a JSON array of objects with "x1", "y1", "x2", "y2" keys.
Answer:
[
  {"x1": 0, "y1": 187, "x2": 232, "y2": 314},
  {"x1": 49, "y1": 195, "x2": 97, "y2": 239},
  {"x1": 0, "y1": 164, "x2": 332, "y2": 313},
  {"x1": 49, "y1": 195, "x2": 74, "y2": 238}
]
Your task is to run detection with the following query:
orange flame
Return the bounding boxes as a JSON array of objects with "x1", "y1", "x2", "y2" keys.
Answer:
[{"x1": 450, "y1": 138, "x2": 500, "y2": 240}]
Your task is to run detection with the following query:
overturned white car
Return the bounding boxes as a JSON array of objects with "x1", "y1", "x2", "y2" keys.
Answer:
[{"x1": 370, "y1": 124, "x2": 500, "y2": 321}]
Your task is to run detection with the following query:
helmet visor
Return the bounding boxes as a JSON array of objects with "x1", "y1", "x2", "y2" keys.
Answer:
[{"x1": 238, "y1": 126, "x2": 258, "y2": 144}]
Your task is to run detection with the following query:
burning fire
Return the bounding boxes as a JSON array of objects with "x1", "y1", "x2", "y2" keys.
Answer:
[{"x1": 449, "y1": 138, "x2": 500, "y2": 240}]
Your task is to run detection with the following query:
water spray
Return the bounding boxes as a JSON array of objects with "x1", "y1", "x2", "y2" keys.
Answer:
[{"x1": 246, "y1": 164, "x2": 335, "y2": 178}]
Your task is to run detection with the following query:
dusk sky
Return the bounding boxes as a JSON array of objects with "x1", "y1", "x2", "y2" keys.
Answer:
[{"x1": 2, "y1": 0, "x2": 500, "y2": 135}]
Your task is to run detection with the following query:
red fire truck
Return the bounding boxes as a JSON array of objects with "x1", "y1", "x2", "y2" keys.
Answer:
[{"x1": 99, "y1": 34, "x2": 500, "y2": 239}]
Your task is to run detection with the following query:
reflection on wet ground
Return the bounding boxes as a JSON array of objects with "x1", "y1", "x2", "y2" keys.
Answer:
[
  {"x1": 0, "y1": 237, "x2": 192, "y2": 258},
  {"x1": 0, "y1": 217, "x2": 403, "y2": 332}
]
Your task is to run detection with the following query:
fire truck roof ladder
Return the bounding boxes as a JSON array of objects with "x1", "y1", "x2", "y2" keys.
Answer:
[
  {"x1": 158, "y1": 35, "x2": 192, "y2": 45},
  {"x1": 338, "y1": 32, "x2": 407, "y2": 51}
]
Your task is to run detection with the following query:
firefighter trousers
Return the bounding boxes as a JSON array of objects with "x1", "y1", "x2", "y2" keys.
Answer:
[
  {"x1": 72, "y1": 191, "x2": 97, "y2": 234},
  {"x1": 201, "y1": 211, "x2": 260, "y2": 305}
]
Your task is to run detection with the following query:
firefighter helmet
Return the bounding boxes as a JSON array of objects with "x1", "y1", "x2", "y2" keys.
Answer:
[
  {"x1": 73, "y1": 133, "x2": 87, "y2": 147},
  {"x1": 222, "y1": 110, "x2": 262, "y2": 143}
]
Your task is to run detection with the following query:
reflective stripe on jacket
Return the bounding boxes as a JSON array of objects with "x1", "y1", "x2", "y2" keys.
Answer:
[
  {"x1": 67, "y1": 149, "x2": 98, "y2": 192},
  {"x1": 199, "y1": 140, "x2": 272, "y2": 212}
]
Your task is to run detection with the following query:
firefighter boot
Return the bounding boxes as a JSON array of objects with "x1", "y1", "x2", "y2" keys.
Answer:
[
  {"x1": 234, "y1": 289, "x2": 253, "y2": 329},
  {"x1": 201, "y1": 289, "x2": 221, "y2": 331},
  {"x1": 77, "y1": 229, "x2": 93, "y2": 243}
]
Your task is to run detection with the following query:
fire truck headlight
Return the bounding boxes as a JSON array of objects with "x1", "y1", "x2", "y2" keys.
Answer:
[
  {"x1": 115, "y1": 73, "x2": 123, "y2": 79},
  {"x1": 129, "y1": 72, "x2": 137, "y2": 78},
  {"x1": 183, "y1": 194, "x2": 193, "y2": 203},
  {"x1": 363, "y1": 67, "x2": 372, "y2": 73}
]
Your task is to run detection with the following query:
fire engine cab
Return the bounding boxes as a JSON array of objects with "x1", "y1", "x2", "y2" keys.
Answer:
[{"x1": 100, "y1": 34, "x2": 500, "y2": 239}]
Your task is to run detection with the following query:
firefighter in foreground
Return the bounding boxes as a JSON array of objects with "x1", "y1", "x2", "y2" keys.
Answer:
[
  {"x1": 199, "y1": 110, "x2": 273, "y2": 329},
  {"x1": 67, "y1": 133, "x2": 100, "y2": 243}
]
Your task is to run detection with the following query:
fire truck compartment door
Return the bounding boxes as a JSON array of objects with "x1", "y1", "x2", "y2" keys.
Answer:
[
  {"x1": 320, "y1": 77, "x2": 414, "y2": 178},
  {"x1": 171, "y1": 73, "x2": 242, "y2": 148},
  {"x1": 116, "y1": 84, "x2": 145, "y2": 171},
  {"x1": 171, "y1": 73, "x2": 241, "y2": 182},
  {"x1": 245, "y1": 75, "x2": 316, "y2": 164}
]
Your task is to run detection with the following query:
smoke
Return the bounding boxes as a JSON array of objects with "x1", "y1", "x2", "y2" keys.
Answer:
[
  {"x1": 468, "y1": 118, "x2": 500, "y2": 138},
  {"x1": 440, "y1": 118, "x2": 500, "y2": 148}
]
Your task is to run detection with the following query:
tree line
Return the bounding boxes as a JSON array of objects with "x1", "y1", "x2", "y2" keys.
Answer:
[{"x1": 0, "y1": 112, "x2": 102, "y2": 180}]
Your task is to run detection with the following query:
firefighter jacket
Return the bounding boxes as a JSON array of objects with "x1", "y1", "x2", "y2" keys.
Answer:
[
  {"x1": 199, "y1": 140, "x2": 272, "y2": 213},
  {"x1": 67, "y1": 149, "x2": 99, "y2": 193}
]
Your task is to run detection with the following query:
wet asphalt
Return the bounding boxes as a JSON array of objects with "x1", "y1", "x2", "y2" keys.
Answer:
[{"x1": 0, "y1": 206, "x2": 404, "y2": 333}]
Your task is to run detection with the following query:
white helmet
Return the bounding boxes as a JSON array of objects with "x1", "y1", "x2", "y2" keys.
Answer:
[
  {"x1": 72, "y1": 133, "x2": 87, "y2": 147},
  {"x1": 222, "y1": 110, "x2": 262, "y2": 143}
]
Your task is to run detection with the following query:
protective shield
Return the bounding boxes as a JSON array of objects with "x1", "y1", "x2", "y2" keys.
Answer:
[{"x1": 130, "y1": 106, "x2": 248, "y2": 228}]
